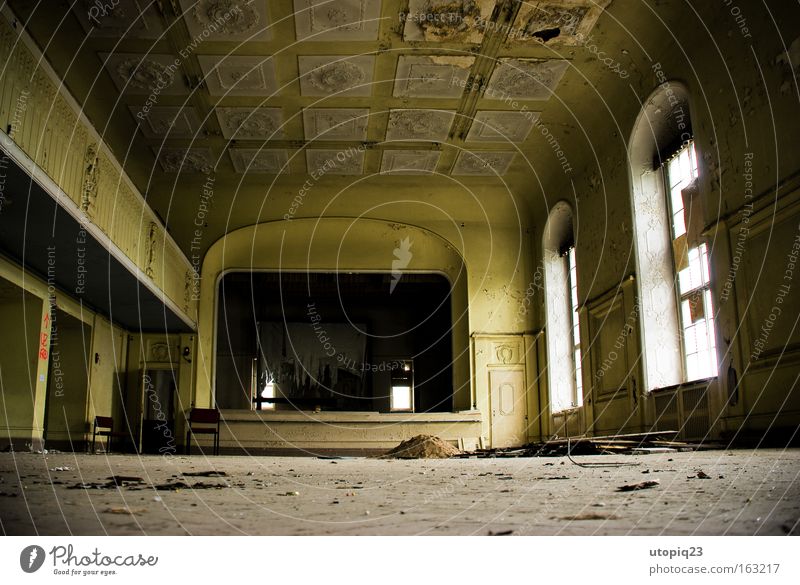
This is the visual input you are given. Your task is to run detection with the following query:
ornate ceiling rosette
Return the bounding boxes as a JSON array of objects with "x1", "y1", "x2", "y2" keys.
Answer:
[
  {"x1": 303, "y1": 108, "x2": 369, "y2": 141},
  {"x1": 101, "y1": 53, "x2": 189, "y2": 95},
  {"x1": 73, "y1": 0, "x2": 164, "y2": 38},
  {"x1": 484, "y1": 58, "x2": 570, "y2": 100},
  {"x1": 299, "y1": 56, "x2": 375, "y2": 97},
  {"x1": 294, "y1": 0, "x2": 381, "y2": 41},
  {"x1": 156, "y1": 148, "x2": 215, "y2": 174},
  {"x1": 380, "y1": 150, "x2": 442, "y2": 175},
  {"x1": 466, "y1": 111, "x2": 540, "y2": 143},
  {"x1": 393, "y1": 56, "x2": 475, "y2": 98},
  {"x1": 216, "y1": 107, "x2": 284, "y2": 140},
  {"x1": 451, "y1": 151, "x2": 516, "y2": 175},
  {"x1": 179, "y1": 0, "x2": 271, "y2": 41},
  {"x1": 386, "y1": 109, "x2": 456, "y2": 142},
  {"x1": 229, "y1": 149, "x2": 289, "y2": 174},
  {"x1": 306, "y1": 149, "x2": 365, "y2": 175}
]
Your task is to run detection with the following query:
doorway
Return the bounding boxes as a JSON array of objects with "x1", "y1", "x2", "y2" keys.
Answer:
[
  {"x1": 43, "y1": 308, "x2": 91, "y2": 451},
  {"x1": 140, "y1": 368, "x2": 178, "y2": 454}
]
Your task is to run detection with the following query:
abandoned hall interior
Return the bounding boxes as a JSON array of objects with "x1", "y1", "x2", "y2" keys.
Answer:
[{"x1": 0, "y1": 0, "x2": 799, "y2": 536}]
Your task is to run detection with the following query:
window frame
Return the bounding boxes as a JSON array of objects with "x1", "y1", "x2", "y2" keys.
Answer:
[
  {"x1": 662, "y1": 141, "x2": 718, "y2": 383},
  {"x1": 389, "y1": 359, "x2": 414, "y2": 412},
  {"x1": 566, "y1": 246, "x2": 583, "y2": 408}
]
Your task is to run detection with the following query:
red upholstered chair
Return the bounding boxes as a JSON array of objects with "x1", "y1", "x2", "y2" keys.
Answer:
[{"x1": 185, "y1": 408, "x2": 220, "y2": 455}]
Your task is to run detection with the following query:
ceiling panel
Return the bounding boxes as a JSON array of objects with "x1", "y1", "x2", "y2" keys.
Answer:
[
  {"x1": 298, "y1": 55, "x2": 376, "y2": 97},
  {"x1": 452, "y1": 151, "x2": 516, "y2": 176},
  {"x1": 101, "y1": 53, "x2": 191, "y2": 95},
  {"x1": 293, "y1": 0, "x2": 382, "y2": 41},
  {"x1": 303, "y1": 108, "x2": 370, "y2": 141},
  {"x1": 466, "y1": 110, "x2": 540, "y2": 143},
  {"x1": 483, "y1": 58, "x2": 570, "y2": 101},
  {"x1": 179, "y1": 0, "x2": 272, "y2": 41},
  {"x1": 380, "y1": 150, "x2": 442, "y2": 175},
  {"x1": 306, "y1": 149, "x2": 365, "y2": 175},
  {"x1": 386, "y1": 109, "x2": 456, "y2": 142},
  {"x1": 216, "y1": 107, "x2": 285, "y2": 140},
  {"x1": 198, "y1": 55, "x2": 279, "y2": 97},
  {"x1": 229, "y1": 149, "x2": 290, "y2": 174}
]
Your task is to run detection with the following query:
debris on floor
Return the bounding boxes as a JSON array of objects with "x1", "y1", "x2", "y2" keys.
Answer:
[
  {"x1": 457, "y1": 431, "x2": 711, "y2": 458},
  {"x1": 616, "y1": 480, "x2": 660, "y2": 492},
  {"x1": 381, "y1": 435, "x2": 462, "y2": 459},
  {"x1": 103, "y1": 507, "x2": 146, "y2": 515},
  {"x1": 180, "y1": 470, "x2": 228, "y2": 478},
  {"x1": 559, "y1": 512, "x2": 619, "y2": 521}
]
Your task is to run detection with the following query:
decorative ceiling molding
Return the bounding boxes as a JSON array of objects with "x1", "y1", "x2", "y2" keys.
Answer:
[
  {"x1": 380, "y1": 150, "x2": 441, "y2": 175},
  {"x1": 129, "y1": 106, "x2": 202, "y2": 139},
  {"x1": 179, "y1": 0, "x2": 271, "y2": 42},
  {"x1": 197, "y1": 55, "x2": 278, "y2": 97},
  {"x1": 452, "y1": 151, "x2": 516, "y2": 175},
  {"x1": 306, "y1": 149, "x2": 365, "y2": 175},
  {"x1": 155, "y1": 148, "x2": 215, "y2": 174},
  {"x1": 293, "y1": 0, "x2": 381, "y2": 41},
  {"x1": 386, "y1": 109, "x2": 456, "y2": 142},
  {"x1": 216, "y1": 107, "x2": 284, "y2": 140},
  {"x1": 402, "y1": 0, "x2": 496, "y2": 44},
  {"x1": 73, "y1": 0, "x2": 164, "y2": 38},
  {"x1": 393, "y1": 55, "x2": 475, "y2": 98},
  {"x1": 303, "y1": 108, "x2": 369, "y2": 141},
  {"x1": 484, "y1": 58, "x2": 570, "y2": 100},
  {"x1": 466, "y1": 110, "x2": 540, "y2": 142},
  {"x1": 298, "y1": 55, "x2": 375, "y2": 97},
  {"x1": 511, "y1": 0, "x2": 611, "y2": 45},
  {"x1": 101, "y1": 53, "x2": 189, "y2": 95},
  {"x1": 229, "y1": 149, "x2": 289, "y2": 174}
]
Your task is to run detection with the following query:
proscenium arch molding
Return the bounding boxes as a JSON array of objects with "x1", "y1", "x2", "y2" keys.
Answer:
[{"x1": 193, "y1": 217, "x2": 471, "y2": 411}]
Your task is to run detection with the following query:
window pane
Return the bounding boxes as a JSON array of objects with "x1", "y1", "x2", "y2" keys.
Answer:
[
  {"x1": 567, "y1": 247, "x2": 583, "y2": 407},
  {"x1": 260, "y1": 382, "x2": 275, "y2": 411},
  {"x1": 391, "y1": 386, "x2": 412, "y2": 411}
]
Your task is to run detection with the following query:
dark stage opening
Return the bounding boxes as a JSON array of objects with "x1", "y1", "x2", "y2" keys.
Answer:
[{"x1": 214, "y1": 272, "x2": 454, "y2": 413}]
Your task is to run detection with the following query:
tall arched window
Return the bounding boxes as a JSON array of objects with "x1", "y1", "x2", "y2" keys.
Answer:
[
  {"x1": 543, "y1": 202, "x2": 583, "y2": 412},
  {"x1": 628, "y1": 82, "x2": 718, "y2": 391}
]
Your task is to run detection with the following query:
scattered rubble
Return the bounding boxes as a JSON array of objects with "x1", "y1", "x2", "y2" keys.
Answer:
[
  {"x1": 559, "y1": 513, "x2": 619, "y2": 521},
  {"x1": 457, "y1": 431, "x2": 712, "y2": 459},
  {"x1": 617, "y1": 480, "x2": 660, "y2": 492},
  {"x1": 103, "y1": 507, "x2": 146, "y2": 516},
  {"x1": 381, "y1": 435, "x2": 462, "y2": 459}
]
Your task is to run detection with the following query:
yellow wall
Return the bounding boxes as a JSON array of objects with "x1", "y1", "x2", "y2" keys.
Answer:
[{"x1": 0, "y1": 287, "x2": 41, "y2": 447}]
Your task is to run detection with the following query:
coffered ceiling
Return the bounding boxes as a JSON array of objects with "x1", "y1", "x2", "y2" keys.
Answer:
[{"x1": 8, "y1": 0, "x2": 617, "y2": 250}]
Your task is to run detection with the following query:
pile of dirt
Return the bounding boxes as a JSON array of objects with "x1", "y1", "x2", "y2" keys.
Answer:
[{"x1": 381, "y1": 435, "x2": 461, "y2": 459}]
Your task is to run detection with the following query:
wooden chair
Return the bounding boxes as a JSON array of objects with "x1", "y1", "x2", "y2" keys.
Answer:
[
  {"x1": 185, "y1": 408, "x2": 220, "y2": 455},
  {"x1": 91, "y1": 416, "x2": 130, "y2": 454}
]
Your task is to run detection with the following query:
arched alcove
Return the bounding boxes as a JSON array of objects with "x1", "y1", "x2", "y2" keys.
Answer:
[
  {"x1": 628, "y1": 81, "x2": 692, "y2": 390},
  {"x1": 194, "y1": 217, "x2": 470, "y2": 412},
  {"x1": 543, "y1": 201, "x2": 580, "y2": 412}
]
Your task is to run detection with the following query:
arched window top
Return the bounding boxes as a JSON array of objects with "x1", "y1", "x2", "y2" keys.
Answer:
[
  {"x1": 543, "y1": 201, "x2": 583, "y2": 412},
  {"x1": 628, "y1": 82, "x2": 717, "y2": 391},
  {"x1": 629, "y1": 80, "x2": 692, "y2": 174},
  {"x1": 543, "y1": 200, "x2": 575, "y2": 254}
]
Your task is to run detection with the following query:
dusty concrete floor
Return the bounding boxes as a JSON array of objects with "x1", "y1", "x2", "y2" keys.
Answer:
[{"x1": 1, "y1": 449, "x2": 799, "y2": 535}]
